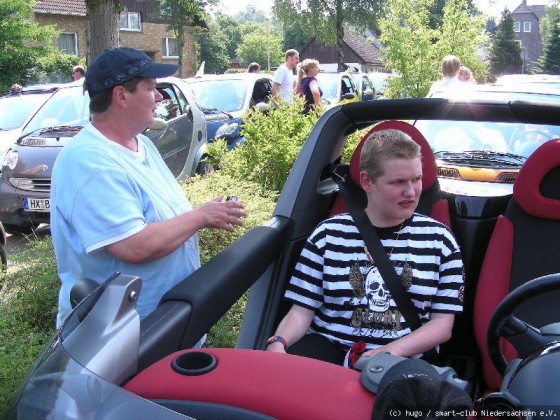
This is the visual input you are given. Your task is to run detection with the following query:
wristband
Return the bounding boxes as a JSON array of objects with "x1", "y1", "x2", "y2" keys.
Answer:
[{"x1": 267, "y1": 335, "x2": 288, "y2": 350}]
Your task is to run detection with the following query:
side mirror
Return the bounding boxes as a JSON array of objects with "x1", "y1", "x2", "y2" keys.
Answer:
[
  {"x1": 148, "y1": 118, "x2": 167, "y2": 131},
  {"x1": 254, "y1": 102, "x2": 270, "y2": 112},
  {"x1": 343, "y1": 93, "x2": 356, "y2": 100},
  {"x1": 363, "y1": 89, "x2": 375, "y2": 101}
]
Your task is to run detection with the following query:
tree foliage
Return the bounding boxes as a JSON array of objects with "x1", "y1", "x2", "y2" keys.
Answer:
[
  {"x1": 274, "y1": 0, "x2": 383, "y2": 71},
  {"x1": 216, "y1": 15, "x2": 243, "y2": 58},
  {"x1": 0, "y1": 0, "x2": 61, "y2": 91},
  {"x1": 156, "y1": 0, "x2": 217, "y2": 77},
  {"x1": 537, "y1": 8, "x2": 560, "y2": 75},
  {"x1": 379, "y1": 0, "x2": 486, "y2": 98},
  {"x1": 198, "y1": 19, "x2": 230, "y2": 73},
  {"x1": 488, "y1": 9, "x2": 523, "y2": 77},
  {"x1": 236, "y1": 31, "x2": 284, "y2": 69}
]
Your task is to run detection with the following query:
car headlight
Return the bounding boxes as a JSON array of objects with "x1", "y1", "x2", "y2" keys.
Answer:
[
  {"x1": 3, "y1": 149, "x2": 18, "y2": 170},
  {"x1": 215, "y1": 122, "x2": 239, "y2": 139}
]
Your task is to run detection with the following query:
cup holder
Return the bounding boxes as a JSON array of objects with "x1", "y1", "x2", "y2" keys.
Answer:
[{"x1": 171, "y1": 351, "x2": 217, "y2": 376}]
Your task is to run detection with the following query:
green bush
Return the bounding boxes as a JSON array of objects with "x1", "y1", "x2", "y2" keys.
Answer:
[{"x1": 218, "y1": 98, "x2": 320, "y2": 193}]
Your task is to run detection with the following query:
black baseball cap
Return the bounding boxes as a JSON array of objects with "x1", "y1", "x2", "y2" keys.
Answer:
[
  {"x1": 372, "y1": 358, "x2": 472, "y2": 419},
  {"x1": 85, "y1": 47, "x2": 178, "y2": 95}
]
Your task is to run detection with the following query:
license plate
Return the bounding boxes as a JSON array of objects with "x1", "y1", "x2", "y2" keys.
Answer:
[{"x1": 23, "y1": 197, "x2": 51, "y2": 212}]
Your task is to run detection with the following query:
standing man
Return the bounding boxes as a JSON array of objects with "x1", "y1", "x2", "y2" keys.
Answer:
[
  {"x1": 51, "y1": 48, "x2": 246, "y2": 327},
  {"x1": 72, "y1": 65, "x2": 86, "y2": 81},
  {"x1": 267, "y1": 129, "x2": 464, "y2": 366},
  {"x1": 271, "y1": 49, "x2": 299, "y2": 104}
]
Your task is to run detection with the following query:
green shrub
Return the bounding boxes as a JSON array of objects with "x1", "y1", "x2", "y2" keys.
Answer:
[
  {"x1": 218, "y1": 98, "x2": 320, "y2": 193},
  {"x1": 0, "y1": 237, "x2": 58, "y2": 416}
]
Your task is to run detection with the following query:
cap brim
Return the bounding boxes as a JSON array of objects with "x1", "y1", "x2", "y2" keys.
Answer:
[{"x1": 139, "y1": 62, "x2": 179, "y2": 79}]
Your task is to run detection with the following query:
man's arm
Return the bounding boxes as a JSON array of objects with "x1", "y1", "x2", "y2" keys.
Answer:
[
  {"x1": 360, "y1": 313, "x2": 455, "y2": 359},
  {"x1": 106, "y1": 196, "x2": 246, "y2": 263},
  {"x1": 271, "y1": 82, "x2": 281, "y2": 98},
  {"x1": 266, "y1": 304, "x2": 315, "y2": 353}
]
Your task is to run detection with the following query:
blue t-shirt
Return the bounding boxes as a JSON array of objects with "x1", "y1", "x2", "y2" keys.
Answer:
[{"x1": 51, "y1": 123, "x2": 200, "y2": 327}]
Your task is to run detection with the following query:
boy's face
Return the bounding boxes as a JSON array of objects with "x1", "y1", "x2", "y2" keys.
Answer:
[{"x1": 360, "y1": 157, "x2": 422, "y2": 227}]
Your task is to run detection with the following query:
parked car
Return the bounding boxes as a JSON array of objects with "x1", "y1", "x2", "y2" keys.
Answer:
[
  {"x1": 185, "y1": 73, "x2": 273, "y2": 151},
  {"x1": 8, "y1": 93, "x2": 560, "y2": 418},
  {"x1": 426, "y1": 84, "x2": 560, "y2": 185},
  {"x1": 316, "y1": 72, "x2": 359, "y2": 106},
  {"x1": 369, "y1": 72, "x2": 391, "y2": 99},
  {"x1": 494, "y1": 74, "x2": 560, "y2": 90},
  {"x1": 0, "y1": 77, "x2": 207, "y2": 233},
  {"x1": 0, "y1": 83, "x2": 65, "y2": 165},
  {"x1": 349, "y1": 72, "x2": 375, "y2": 101}
]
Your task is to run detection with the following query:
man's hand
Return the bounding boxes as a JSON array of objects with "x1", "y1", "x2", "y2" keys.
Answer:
[{"x1": 197, "y1": 196, "x2": 247, "y2": 231}]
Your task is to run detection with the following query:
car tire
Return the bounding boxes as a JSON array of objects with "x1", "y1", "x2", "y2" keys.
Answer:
[
  {"x1": 2, "y1": 223, "x2": 38, "y2": 235},
  {"x1": 196, "y1": 160, "x2": 214, "y2": 177}
]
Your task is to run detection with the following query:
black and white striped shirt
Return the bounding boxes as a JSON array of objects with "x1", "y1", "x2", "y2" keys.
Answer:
[{"x1": 285, "y1": 213, "x2": 464, "y2": 350}]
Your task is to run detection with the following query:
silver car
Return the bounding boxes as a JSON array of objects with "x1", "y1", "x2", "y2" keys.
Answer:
[{"x1": 0, "y1": 77, "x2": 207, "y2": 233}]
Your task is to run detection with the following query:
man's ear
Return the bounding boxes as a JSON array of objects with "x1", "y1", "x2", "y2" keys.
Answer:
[
  {"x1": 112, "y1": 85, "x2": 127, "y2": 107},
  {"x1": 359, "y1": 170, "x2": 373, "y2": 192}
]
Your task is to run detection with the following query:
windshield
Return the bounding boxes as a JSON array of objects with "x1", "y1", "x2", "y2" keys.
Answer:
[
  {"x1": 0, "y1": 93, "x2": 53, "y2": 130},
  {"x1": 23, "y1": 85, "x2": 90, "y2": 135},
  {"x1": 415, "y1": 120, "x2": 560, "y2": 160},
  {"x1": 316, "y1": 74, "x2": 338, "y2": 102},
  {"x1": 8, "y1": 274, "x2": 190, "y2": 419},
  {"x1": 189, "y1": 79, "x2": 248, "y2": 113}
]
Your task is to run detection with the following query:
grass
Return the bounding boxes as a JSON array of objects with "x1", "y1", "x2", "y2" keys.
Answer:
[{"x1": 0, "y1": 172, "x2": 277, "y2": 417}]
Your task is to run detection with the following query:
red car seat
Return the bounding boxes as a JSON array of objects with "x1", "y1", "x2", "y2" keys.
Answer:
[
  {"x1": 473, "y1": 139, "x2": 560, "y2": 391},
  {"x1": 330, "y1": 120, "x2": 451, "y2": 228}
]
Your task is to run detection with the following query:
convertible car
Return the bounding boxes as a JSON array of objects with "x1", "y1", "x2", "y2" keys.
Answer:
[{"x1": 8, "y1": 93, "x2": 560, "y2": 418}]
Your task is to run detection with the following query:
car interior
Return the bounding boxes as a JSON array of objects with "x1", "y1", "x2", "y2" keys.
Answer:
[{"x1": 12, "y1": 98, "x2": 560, "y2": 418}]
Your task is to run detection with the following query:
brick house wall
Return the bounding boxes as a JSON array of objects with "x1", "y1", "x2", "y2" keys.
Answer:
[{"x1": 32, "y1": 0, "x2": 198, "y2": 78}]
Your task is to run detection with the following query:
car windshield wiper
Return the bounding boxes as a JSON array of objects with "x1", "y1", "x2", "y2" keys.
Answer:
[
  {"x1": 201, "y1": 107, "x2": 233, "y2": 118},
  {"x1": 434, "y1": 150, "x2": 526, "y2": 166}
]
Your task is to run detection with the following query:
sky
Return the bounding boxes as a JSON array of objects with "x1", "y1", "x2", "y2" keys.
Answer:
[{"x1": 216, "y1": 0, "x2": 554, "y2": 19}]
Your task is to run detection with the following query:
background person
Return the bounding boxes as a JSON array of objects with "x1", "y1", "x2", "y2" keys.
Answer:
[
  {"x1": 271, "y1": 49, "x2": 300, "y2": 104},
  {"x1": 51, "y1": 48, "x2": 247, "y2": 328},
  {"x1": 72, "y1": 65, "x2": 86, "y2": 81},
  {"x1": 458, "y1": 66, "x2": 473, "y2": 83},
  {"x1": 427, "y1": 55, "x2": 462, "y2": 96},
  {"x1": 267, "y1": 129, "x2": 464, "y2": 367},
  {"x1": 297, "y1": 59, "x2": 322, "y2": 114},
  {"x1": 10, "y1": 84, "x2": 22, "y2": 95},
  {"x1": 247, "y1": 62, "x2": 261, "y2": 73}
]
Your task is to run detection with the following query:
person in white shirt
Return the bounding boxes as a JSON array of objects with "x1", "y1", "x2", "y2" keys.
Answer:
[
  {"x1": 427, "y1": 55, "x2": 463, "y2": 96},
  {"x1": 272, "y1": 49, "x2": 300, "y2": 104}
]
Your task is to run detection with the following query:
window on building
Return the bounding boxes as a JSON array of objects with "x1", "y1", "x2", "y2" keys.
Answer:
[
  {"x1": 514, "y1": 21, "x2": 521, "y2": 32},
  {"x1": 524, "y1": 22, "x2": 531, "y2": 32},
  {"x1": 162, "y1": 38, "x2": 179, "y2": 58},
  {"x1": 120, "y1": 11, "x2": 141, "y2": 31},
  {"x1": 58, "y1": 33, "x2": 78, "y2": 55}
]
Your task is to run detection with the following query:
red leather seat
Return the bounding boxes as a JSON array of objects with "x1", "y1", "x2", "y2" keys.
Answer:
[
  {"x1": 330, "y1": 120, "x2": 451, "y2": 228},
  {"x1": 473, "y1": 139, "x2": 560, "y2": 391}
]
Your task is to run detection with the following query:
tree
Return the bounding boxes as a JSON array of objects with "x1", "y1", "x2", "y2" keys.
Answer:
[
  {"x1": 236, "y1": 32, "x2": 284, "y2": 69},
  {"x1": 216, "y1": 15, "x2": 243, "y2": 59},
  {"x1": 85, "y1": 0, "x2": 120, "y2": 63},
  {"x1": 156, "y1": 0, "x2": 217, "y2": 78},
  {"x1": 274, "y1": 0, "x2": 383, "y2": 71},
  {"x1": 537, "y1": 10, "x2": 560, "y2": 74},
  {"x1": 489, "y1": 9, "x2": 523, "y2": 77},
  {"x1": 379, "y1": 0, "x2": 487, "y2": 98},
  {"x1": 0, "y1": 0, "x2": 61, "y2": 92},
  {"x1": 198, "y1": 19, "x2": 230, "y2": 73}
]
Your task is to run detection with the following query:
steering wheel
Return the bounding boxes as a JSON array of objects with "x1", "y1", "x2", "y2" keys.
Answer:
[{"x1": 487, "y1": 273, "x2": 560, "y2": 374}]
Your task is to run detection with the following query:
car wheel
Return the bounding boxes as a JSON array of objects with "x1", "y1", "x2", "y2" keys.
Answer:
[
  {"x1": 196, "y1": 160, "x2": 215, "y2": 177},
  {"x1": 3, "y1": 223, "x2": 38, "y2": 235},
  {"x1": 0, "y1": 246, "x2": 6, "y2": 283}
]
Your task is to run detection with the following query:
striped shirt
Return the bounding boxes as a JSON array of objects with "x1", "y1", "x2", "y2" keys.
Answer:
[{"x1": 285, "y1": 213, "x2": 464, "y2": 351}]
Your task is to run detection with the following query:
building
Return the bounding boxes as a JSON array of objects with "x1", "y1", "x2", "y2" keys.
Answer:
[
  {"x1": 300, "y1": 31, "x2": 386, "y2": 74},
  {"x1": 510, "y1": 0, "x2": 547, "y2": 72},
  {"x1": 31, "y1": 0, "x2": 199, "y2": 77}
]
